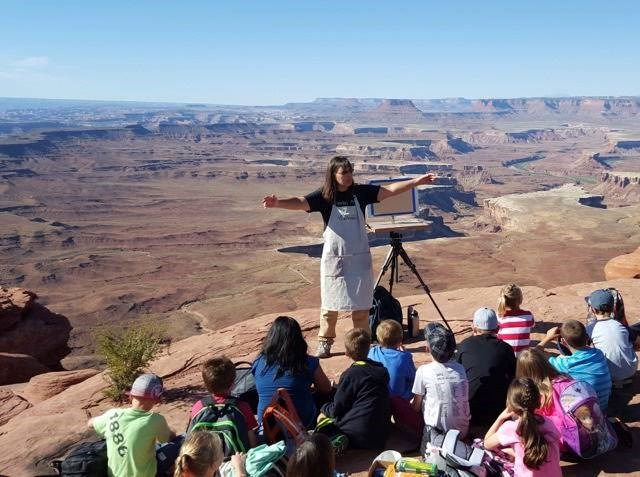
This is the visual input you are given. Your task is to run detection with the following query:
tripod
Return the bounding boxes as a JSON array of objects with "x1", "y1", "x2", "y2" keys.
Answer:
[{"x1": 375, "y1": 231, "x2": 452, "y2": 332}]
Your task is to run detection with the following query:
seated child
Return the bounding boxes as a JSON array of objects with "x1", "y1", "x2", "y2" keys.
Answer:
[
  {"x1": 174, "y1": 430, "x2": 245, "y2": 477},
  {"x1": 88, "y1": 373, "x2": 175, "y2": 477},
  {"x1": 319, "y1": 328, "x2": 391, "y2": 449},
  {"x1": 538, "y1": 320, "x2": 612, "y2": 412},
  {"x1": 189, "y1": 357, "x2": 258, "y2": 448},
  {"x1": 367, "y1": 319, "x2": 422, "y2": 436},
  {"x1": 484, "y1": 377, "x2": 561, "y2": 477},
  {"x1": 585, "y1": 289, "x2": 638, "y2": 417},
  {"x1": 412, "y1": 322, "x2": 470, "y2": 454},
  {"x1": 497, "y1": 284, "x2": 535, "y2": 356},
  {"x1": 456, "y1": 308, "x2": 516, "y2": 428},
  {"x1": 286, "y1": 433, "x2": 345, "y2": 477}
]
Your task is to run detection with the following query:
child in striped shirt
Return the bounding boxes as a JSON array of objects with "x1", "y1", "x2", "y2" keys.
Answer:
[{"x1": 497, "y1": 284, "x2": 534, "y2": 356}]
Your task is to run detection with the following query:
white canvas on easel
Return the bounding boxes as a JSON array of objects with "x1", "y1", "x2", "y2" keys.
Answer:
[{"x1": 367, "y1": 177, "x2": 417, "y2": 218}]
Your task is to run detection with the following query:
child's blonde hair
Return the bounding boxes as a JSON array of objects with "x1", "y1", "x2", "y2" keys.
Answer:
[
  {"x1": 174, "y1": 431, "x2": 224, "y2": 477},
  {"x1": 497, "y1": 284, "x2": 523, "y2": 316},
  {"x1": 376, "y1": 319, "x2": 403, "y2": 348}
]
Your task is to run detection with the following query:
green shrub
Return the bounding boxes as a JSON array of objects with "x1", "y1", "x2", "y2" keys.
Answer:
[{"x1": 95, "y1": 323, "x2": 165, "y2": 401}]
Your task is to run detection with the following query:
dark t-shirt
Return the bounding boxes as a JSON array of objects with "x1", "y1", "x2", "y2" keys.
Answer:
[
  {"x1": 305, "y1": 184, "x2": 380, "y2": 227},
  {"x1": 456, "y1": 333, "x2": 516, "y2": 426}
]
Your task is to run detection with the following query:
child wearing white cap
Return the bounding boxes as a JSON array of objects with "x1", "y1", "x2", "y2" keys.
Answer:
[
  {"x1": 456, "y1": 308, "x2": 516, "y2": 432},
  {"x1": 88, "y1": 373, "x2": 175, "y2": 477}
]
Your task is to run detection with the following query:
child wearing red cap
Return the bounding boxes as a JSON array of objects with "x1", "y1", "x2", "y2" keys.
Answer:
[{"x1": 88, "y1": 373, "x2": 176, "y2": 477}]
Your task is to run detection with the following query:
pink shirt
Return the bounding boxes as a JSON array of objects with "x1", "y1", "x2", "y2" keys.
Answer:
[{"x1": 497, "y1": 415, "x2": 561, "y2": 477}]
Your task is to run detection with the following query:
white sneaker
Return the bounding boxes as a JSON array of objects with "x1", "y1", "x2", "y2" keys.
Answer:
[{"x1": 316, "y1": 341, "x2": 332, "y2": 359}]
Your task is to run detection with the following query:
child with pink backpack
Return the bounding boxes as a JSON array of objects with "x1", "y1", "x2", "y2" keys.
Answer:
[{"x1": 516, "y1": 348, "x2": 617, "y2": 459}]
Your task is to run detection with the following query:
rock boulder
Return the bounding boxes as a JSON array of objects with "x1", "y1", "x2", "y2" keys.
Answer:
[
  {"x1": 21, "y1": 369, "x2": 101, "y2": 404},
  {"x1": 605, "y1": 246, "x2": 640, "y2": 280}
]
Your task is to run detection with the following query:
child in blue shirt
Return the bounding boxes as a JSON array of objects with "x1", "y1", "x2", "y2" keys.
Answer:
[
  {"x1": 538, "y1": 319, "x2": 612, "y2": 412},
  {"x1": 368, "y1": 319, "x2": 422, "y2": 436}
]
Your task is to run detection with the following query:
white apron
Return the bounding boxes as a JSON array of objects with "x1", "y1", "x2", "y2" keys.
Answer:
[{"x1": 320, "y1": 196, "x2": 374, "y2": 311}]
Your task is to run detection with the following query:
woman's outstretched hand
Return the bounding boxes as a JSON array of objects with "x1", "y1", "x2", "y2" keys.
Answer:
[
  {"x1": 415, "y1": 173, "x2": 437, "y2": 186},
  {"x1": 262, "y1": 195, "x2": 278, "y2": 208}
]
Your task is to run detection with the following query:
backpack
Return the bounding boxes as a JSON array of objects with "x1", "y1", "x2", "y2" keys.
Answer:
[
  {"x1": 186, "y1": 396, "x2": 250, "y2": 457},
  {"x1": 50, "y1": 439, "x2": 108, "y2": 477},
  {"x1": 262, "y1": 388, "x2": 307, "y2": 456},
  {"x1": 427, "y1": 429, "x2": 488, "y2": 477},
  {"x1": 314, "y1": 416, "x2": 349, "y2": 455},
  {"x1": 369, "y1": 285, "x2": 403, "y2": 342},
  {"x1": 231, "y1": 361, "x2": 258, "y2": 414},
  {"x1": 607, "y1": 287, "x2": 627, "y2": 326},
  {"x1": 552, "y1": 379, "x2": 618, "y2": 459},
  {"x1": 155, "y1": 434, "x2": 185, "y2": 477}
]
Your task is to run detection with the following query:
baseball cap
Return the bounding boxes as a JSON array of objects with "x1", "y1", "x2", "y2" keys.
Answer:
[
  {"x1": 424, "y1": 322, "x2": 456, "y2": 362},
  {"x1": 127, "y1": 373, "x2": 164, "y2": 400},
  {"x1": 473, "y1": 307, "x2": 499, "y2": 331},
  {"x1": 585, "y1": 289, "x2": 614, "y2": 313}
]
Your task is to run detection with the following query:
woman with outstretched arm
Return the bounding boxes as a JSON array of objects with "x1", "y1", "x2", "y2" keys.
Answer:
[{"x1": 263, "y1": 156, "x2": 436, "y2": 358}]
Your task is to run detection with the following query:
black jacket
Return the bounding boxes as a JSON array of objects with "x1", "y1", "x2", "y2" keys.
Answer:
[
  {"x1": 456, "y1": 333, "x2": 516, "y2": 425},
  {"x1": 321, "y1": 359, "x2": 391, "y2": 449}
]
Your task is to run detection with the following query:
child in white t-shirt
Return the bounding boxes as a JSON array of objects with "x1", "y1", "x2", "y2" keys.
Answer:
[{"x1": 411, "y1": 322, "x2": 470, "y2": 454}]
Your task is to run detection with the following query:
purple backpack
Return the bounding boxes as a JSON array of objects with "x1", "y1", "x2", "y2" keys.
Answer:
[{"x1": 552, "y1": 378, "x2": 617, "y2": 458}]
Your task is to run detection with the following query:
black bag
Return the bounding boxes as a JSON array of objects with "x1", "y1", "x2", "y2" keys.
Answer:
[
  {"x1": 369, "y1": 285, "x2": 403, "y2": 342},
  {"x1": 186, "y1": 396, "x2": 251, "y2": 457},
  {"x1": 155, "y1": 434, "x2": 185, "y2": 477},
  {"x1": 231, "y1": 361, "x2": 258, "y2": 414},
  {"x1": 51, "y1": 439, "x2": 108, "y2": 477}
]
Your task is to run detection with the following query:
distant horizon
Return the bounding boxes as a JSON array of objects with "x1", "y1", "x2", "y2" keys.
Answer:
[
  {"x1": 2, "y1": 94, "x2": 640, "y2": 109},
  {"x1": 2, "y1": 1, "x2": 639, "y2": 105}
]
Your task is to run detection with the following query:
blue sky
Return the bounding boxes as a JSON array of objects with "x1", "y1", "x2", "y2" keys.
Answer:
[{"x1": 1, "y1": 1, "x2": 638, "y2": 105}]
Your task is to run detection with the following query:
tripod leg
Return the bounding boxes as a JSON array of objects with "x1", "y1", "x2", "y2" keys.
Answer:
[
  {"x1": 397, "y1": 245, "x2": 454, "y2": 333},
  {"x1": 375, "y1": 246, "x2": 396, "y2": 287},
  {"x1": 388, "y1": 251, "x2": 397, "y2": 294}
]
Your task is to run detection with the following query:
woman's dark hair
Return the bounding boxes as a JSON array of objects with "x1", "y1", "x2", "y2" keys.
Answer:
[
  {"x1": 507, "y1": 377, "x2": 549, "y2": 470},
  {"x1": 286, "y1": 433, "x2": 334, "y2": 477},
  {"x1": 321, "y1": 156, "x2": 353, "y2": 203},
  {"x1": 261, "y1": 316, "x2": 309, "y2": 378}
]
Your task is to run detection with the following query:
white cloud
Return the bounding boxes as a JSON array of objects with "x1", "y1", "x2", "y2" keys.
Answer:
[
  {"x1": 13, "y1": 56, "x2": 50, "y2": 68},
  {"x1": 0, "y1": 71, "x2": 13, "y2": 79}
]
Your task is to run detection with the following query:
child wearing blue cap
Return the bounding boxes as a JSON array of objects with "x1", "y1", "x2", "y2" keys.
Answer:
[
  {"x1": 411, "y1": 322, "x2": 470, "y2": 454},
  {"x1": 585, "y1": 289, "x2": 638, "y2": 418}
]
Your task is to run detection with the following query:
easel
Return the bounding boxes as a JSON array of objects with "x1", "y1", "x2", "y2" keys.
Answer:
[{"x1": 368, "y1": 220, "x2": 453, "y2": 333}]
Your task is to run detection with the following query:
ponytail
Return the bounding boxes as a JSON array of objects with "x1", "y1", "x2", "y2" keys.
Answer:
[
  {"x1": 498, "y1": 283, "x2": 523, "y2": 316},
  {"x1": 173, "y1": 454, "x2": 189, "y2": 477},
  {"x1": 507, "y1": 378, "x2": 549, "y2": 470},
  {"x1": 517, "y1": 408, "x2": 549, "y2": 469}
]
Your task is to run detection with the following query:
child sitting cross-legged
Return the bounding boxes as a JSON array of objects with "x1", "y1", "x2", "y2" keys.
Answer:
[
  {"x1": 367, "y1": 319, "x2": 422, "y2": 437},
  {"x1": 412, "y1": 322, "x2": 470, "y2": 454},
  {"x1": 484, "y1": 377, "x2": 562, "y2": 477},
  {"x1": 319, "y1": 328, "x2": 391, "y2": 449}
]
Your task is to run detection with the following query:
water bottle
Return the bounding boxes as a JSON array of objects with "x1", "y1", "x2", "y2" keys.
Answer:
[{"x1": 407, "y1": 306, "x2": 420, "y2": 338}]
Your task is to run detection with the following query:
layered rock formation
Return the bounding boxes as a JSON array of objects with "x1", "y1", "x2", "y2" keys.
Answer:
[
  {"x1": 592, "y1": 172, "x2": 640, "y2": 204},
  {"x1": 0, "y1": 287, "x2": 72, "y2": 384}
]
